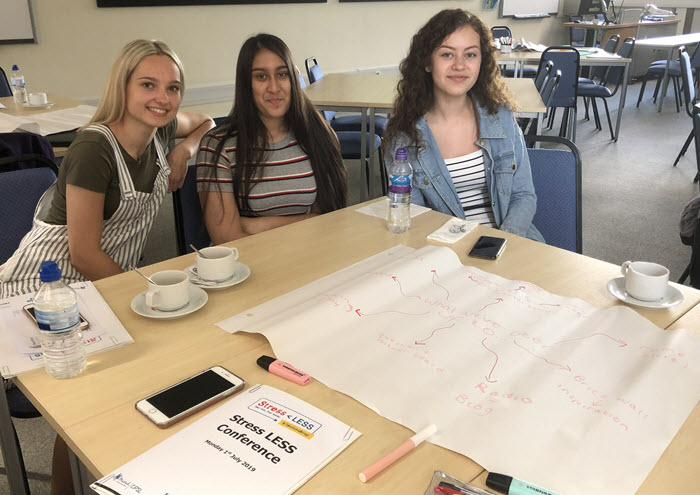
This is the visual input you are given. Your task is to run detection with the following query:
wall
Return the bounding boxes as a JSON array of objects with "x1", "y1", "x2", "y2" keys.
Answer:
[{"x1": 0, "y1": 0, "x2": 567, "y2": 103}]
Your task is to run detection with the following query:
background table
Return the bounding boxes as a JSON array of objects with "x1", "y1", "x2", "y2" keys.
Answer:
[
  {"x1": 14, "y1": 201, "x2": 700, "y2": 494},
  {"x1": 0, "y1": 94, "x2": 84, "y2": 157}
]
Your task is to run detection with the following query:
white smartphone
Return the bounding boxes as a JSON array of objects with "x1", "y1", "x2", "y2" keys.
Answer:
[
  {"x1": 135, "y1": 366, "x2": 245, "y2": 428},
  {"x1": 23, "y1": 303, "x2": 89, "y2": 331}
]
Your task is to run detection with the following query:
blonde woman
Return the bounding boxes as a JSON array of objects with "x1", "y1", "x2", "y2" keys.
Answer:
[{"x1": 0, "y1": 39, "x2": 214, "y2": 298}]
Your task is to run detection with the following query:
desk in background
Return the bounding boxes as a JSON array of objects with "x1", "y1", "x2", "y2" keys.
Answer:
[
  {"x1": 635, "y1": 32, "x2": 700, "y2": 112},
  {"x1": 563, "y1": 18, "x2": 680, "y2": 54},
  {"x1": 496, "y1": 50, "x2": 632, "y2": 141},
  {"x1": 0, "y1": 94, "x2": 86, "y2": 157},
  {"x1": 13, "y1": 200, "x2": 700, "y2": 495}
]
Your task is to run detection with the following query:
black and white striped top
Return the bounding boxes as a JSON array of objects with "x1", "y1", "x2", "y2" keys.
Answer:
[{"x1": 445, "y1": 149, "x2": 497, "y2": 227}]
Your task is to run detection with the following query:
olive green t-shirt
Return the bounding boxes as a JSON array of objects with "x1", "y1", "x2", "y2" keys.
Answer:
[{"x1": 44, "y1": 119, "x2": 177, "y2": 225}]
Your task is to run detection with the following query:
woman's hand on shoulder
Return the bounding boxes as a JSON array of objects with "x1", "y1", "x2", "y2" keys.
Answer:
[{"x1": 166, "y1": 112, "x2": 215, "y2": 192}]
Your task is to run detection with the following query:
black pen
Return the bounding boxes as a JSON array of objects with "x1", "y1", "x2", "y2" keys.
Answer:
[{"x1": 486, "y1": 473, "x2": 560, "y2": 495}]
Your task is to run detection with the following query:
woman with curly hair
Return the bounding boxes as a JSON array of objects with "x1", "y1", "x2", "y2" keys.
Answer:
[{"x1": 384, "y1": 9, "x2": 543, "y2": 241}]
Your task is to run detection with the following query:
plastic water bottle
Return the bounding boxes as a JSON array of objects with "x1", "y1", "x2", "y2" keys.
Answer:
[
  {"x1": 387, "y1": 147, "x2": 413, "y2": 233},
  {"x1": 34, "y1": 261, "x2": 86, "y2": 379},
  {"x1": 10, "y1": 65, "x2": 27, "y2": 105}
]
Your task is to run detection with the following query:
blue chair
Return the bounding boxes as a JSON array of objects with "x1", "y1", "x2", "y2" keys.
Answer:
[
  {"x1": 539, "y1": 46, "x2": 580, "y2": 141},
  {"x1": 577, "y1": 37, "x2": 635, "y2": 140},
  {"x1": 672, "y1": 48, "x2": 699, "y2": 174},
  {"x1": 304, "y1": 57, "x2": 388, "y2": 136},
  {"x1": 534, "y1": 60, "x2": 553, "y2": 92},
  {"x1": 0, "y1": 66, "x2": 12, "y2": 97},
  {"x1": 636, "y1": 42, "x2": 700, "y2": 112},
  {"x1": 568, "y1": 16, "x2": 586, "y2": 47},
  {"x1": 523, "y1": 69, "x2": 561, "y2": 136},
  {"x1": 0, "y1": 133, "x2": 58, "y2": 495},
  {"x1": 523, "y1": 135, "x2": 583, "y2": 253},
  {"x1": 578, "y1": 34, "x2": 620, "y2": 86},
  {"x1": 491, "y1": 26, "x2": 537, "y2": 79},
  {"x1": 173, "y1": 164, "x2": 211, "y2": 256}
]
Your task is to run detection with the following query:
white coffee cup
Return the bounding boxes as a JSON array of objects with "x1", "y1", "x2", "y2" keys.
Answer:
[
  {"x1": 144, "y1": 270, "x2": 191, "y2": 311},
  {"x1": 196, "y1": 246, "x2": 238, "y2": 282},
  {"x1": 620, "y1": 261, "x2": 669, "y2": 301},
  {"x1": 29, "y1": 92, "x2": 48, "y2": 106}
]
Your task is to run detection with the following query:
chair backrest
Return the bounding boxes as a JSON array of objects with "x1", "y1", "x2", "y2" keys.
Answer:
[
  {"x1": 0, "y1": 66, "x2": 12, "y2": 97},
  {"x1": 588, "y1": 35, "x2": 620, "y2": 82},
  {"x1": 539, "y1": 46, "x2": 580, "y2": 109},
  {"x1": 491, "y1": 26, "x2": 512, "y2": 41},
  {"x1": 0, "y1": 167, "x2": 57, "y2": 264},
  {"x1": 304, "y1": 57, "x2": 335, "y2": 123},
  {"x1": 534, "y1": 60, "x2": 553, "y2": 92},
  {"x1": 172, "y1": 164, "x2": 211, "y2": 256},
  {"x1": 523, "y1": 135, "x2": 583, "y2": 253},
  {"x1": 540, "y1": 70, "x2": 562, "y2": 109},
  {"x1": 602, "y1": 37, "x2": 635, "y2": 89},
  {"x1": 679, "y1": 46, "x2": 697, "y2": 116},
  {"x1": 568, "y1": 16, "x2": 585, "y2": 46}
]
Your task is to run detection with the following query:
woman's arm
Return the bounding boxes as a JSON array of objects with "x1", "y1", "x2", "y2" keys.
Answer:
[
  {"x1": 200, "y1": 190, "x2": 317, "y2": 243},
  {"x1": 166, "y1": 112, "x2": 215, "y2": 192},
  {"x1": 65, "y1": 185, "x2": 124, "y2": 280}
]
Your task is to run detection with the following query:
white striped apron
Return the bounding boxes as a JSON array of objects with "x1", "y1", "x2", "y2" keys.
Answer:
[{"x1": 0, "y1": 124, "x2": 170, "y2": 298}]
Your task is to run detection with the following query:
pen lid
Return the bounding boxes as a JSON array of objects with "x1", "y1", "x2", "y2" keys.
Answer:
[
  {"x1": 485, "y1": 473, "x2": 513, "y2": 493},
  {"x1": 256, "y1": 355, "x2": 275, "y2": 371}
]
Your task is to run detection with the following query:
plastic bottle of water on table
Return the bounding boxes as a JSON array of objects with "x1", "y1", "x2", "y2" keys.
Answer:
[
  {"x1": 10, "y1": 65, "x2": 27, "y2": 105},
  {"x1": 387, "y1": 147, "x2": 413, "y2": 233},
  {"x1": 34, "y1": 261, "x2": 86, "y2": 379}
]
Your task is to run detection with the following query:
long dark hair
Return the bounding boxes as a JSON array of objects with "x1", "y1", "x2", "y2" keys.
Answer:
[
  {"x1": 209, "y1": 33, "x2": 347, "y2": 214},
  {"x1": 384, "y1": 9, "x2": 514, "y2": 149}
]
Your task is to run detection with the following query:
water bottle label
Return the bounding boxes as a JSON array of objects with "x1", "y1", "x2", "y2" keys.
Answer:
[
  {"x1": 35, "y1": 304, "x2": 80, "y2": 332},
  {"x1": 389, "y1": 173, "x2": 411, "y2": 193},
  {"x1": 10, "y1": 77, "x2": 25, "y2": 88}
]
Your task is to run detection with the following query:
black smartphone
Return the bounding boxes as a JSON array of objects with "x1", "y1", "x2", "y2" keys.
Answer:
[
  {"x1": 468, "y1": 235, "x2": 507, "y2": 260},
  {"x1": 135, "y1": 366, "x2": 245, "y2": 428}
]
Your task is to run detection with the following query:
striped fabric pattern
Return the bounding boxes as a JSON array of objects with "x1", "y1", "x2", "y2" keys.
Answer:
[
  {"x1": 445, "y1": 149, "x2": 497, "y2": 228},
  {"x1": 196, "y1": 131, "x2": 317, "y2": 216},
  {"x1": 0, "y1": 125, "x2": 169, "y2": 298}
]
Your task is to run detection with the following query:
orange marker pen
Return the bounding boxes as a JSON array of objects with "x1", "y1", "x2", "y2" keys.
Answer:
[{"x1": 256, "y1": 355, "x2": 311, "y2": 386}]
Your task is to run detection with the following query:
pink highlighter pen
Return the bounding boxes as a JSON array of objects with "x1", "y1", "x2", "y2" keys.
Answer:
[{"x1": 256, "y1": 355, "x2": 311, "y2": 386}]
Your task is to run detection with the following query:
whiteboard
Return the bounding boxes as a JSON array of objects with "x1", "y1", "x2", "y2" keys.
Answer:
[
  {"x1": 501, "y1": 0, "x2": 559, "y2": 16},
  {"x1": 0, "y1": 0, "x2": 36, "y2": 44}
]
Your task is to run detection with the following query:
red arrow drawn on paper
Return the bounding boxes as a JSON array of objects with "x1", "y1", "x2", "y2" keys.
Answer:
[
  {"x1": 515, "y1": 286, "x2": 526, "y2": 291},
  {"x1": 550, "y1": 333, "x2": 627, "y2": 348},
  {"x1": 431, "y1": 270, "x2": 450, "y2": 300},
  {"x1": 514, "y1": 341, "x2": 572, "y2": 371},
  {"x1": 481, "y1": 338, "x2": 499, "y2": 383},
  {"x1": 392, "y1": 276, "x2": 421, "y2": 300},
  {"x1": 355, "y1": 309, "x2": 362, "y2": 317},
  {"x1": 539, "y1": 303, "x2": 561, "y2": 307},
  {"x1": 415, "y1": 323, "x2": 455, "y2": 345},
  {"x1": 479, "y1": 298, "x2": 504, "y2": 311}
]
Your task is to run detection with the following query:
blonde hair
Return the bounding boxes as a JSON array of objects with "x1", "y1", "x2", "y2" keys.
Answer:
[{"x1": 89, "y1": 39, "x2": 185, "y2": 127}]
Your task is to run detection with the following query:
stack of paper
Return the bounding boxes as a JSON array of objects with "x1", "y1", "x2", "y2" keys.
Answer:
[
  {"x1": 0, "y1": 281, "x2": 133, "y2": 378},
  {"x1": 92, "y1": 384, "x2": 360, "y2": 495}
]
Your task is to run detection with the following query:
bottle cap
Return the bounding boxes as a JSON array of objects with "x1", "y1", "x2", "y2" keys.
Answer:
[
  {"x1": 11, "y1": 65, "x2": 19, "y2": 71},
  {"x1": 485, "y1": 472, "x2": 513, "y2": 493},
  {"x1": 395, "y1": 147, "x2": 408, "y2": 161},
  {"x1": 39, "y1": 261, "x2": 61, "y2": 282}
]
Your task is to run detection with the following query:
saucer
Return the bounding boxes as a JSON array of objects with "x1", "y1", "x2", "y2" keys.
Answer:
[
  {"x1": 185, "y1": 262, "x2": 251, "y2": 290},
  {"x1": 607, "y1": 277, "x2": 683, "y2": 309},
  {"x1": 131, "y1": 285, "x2": 208, "y2": 319},
  {"x1": 23, "y1": 101, "x2": 54, "y2": 109}
]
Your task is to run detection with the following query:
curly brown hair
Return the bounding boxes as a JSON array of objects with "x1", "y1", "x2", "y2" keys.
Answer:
[{"x1": 384, "y1": 9, "x2": 515, "y2": 149}]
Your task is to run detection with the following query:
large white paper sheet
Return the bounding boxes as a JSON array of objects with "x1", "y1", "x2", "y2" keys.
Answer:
[
  {"x1": 218, "y1": 245, "x2": 700, "y2": 495},
  {"x1": 0, "y1": 105, "x2": 95, "y2": 136},
  {"x1": 0, "y1": 281, "x2": 133, "y2": 377},
  {"x1": 92, "y1": 384, "x2": 360, "y2": 495}
]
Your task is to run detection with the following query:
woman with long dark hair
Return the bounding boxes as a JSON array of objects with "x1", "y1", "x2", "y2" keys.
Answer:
[
  {"x1": 196, "y1": 34, "x2": 347, "y2": 243},
  {"x1": 384, "y1": 9, "x2": 543, "y2": 241}
]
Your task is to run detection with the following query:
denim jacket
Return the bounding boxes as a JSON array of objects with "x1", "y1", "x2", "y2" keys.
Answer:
[{"x1": 387, "y1": 100, "x2": 543, "y2": 242}]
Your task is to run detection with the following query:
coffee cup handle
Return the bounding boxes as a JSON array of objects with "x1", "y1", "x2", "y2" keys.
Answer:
[
  {"x1": 231, "y1": 247, "x2": 239, "y2": 260},
  {"x1": 145, "y1": 288, "x2": 159, "y2": 308},
  {"x1": 621, "y1": 261, "x2": 632, "y2": 276}
]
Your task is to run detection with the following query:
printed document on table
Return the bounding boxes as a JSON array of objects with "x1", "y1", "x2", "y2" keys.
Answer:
[
  {"x1": 0, "y1": 281, "x2": 133, "y2": 378},
  {"x1": 91, "y1": 384, "x2": 360, "y2": 495}
]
